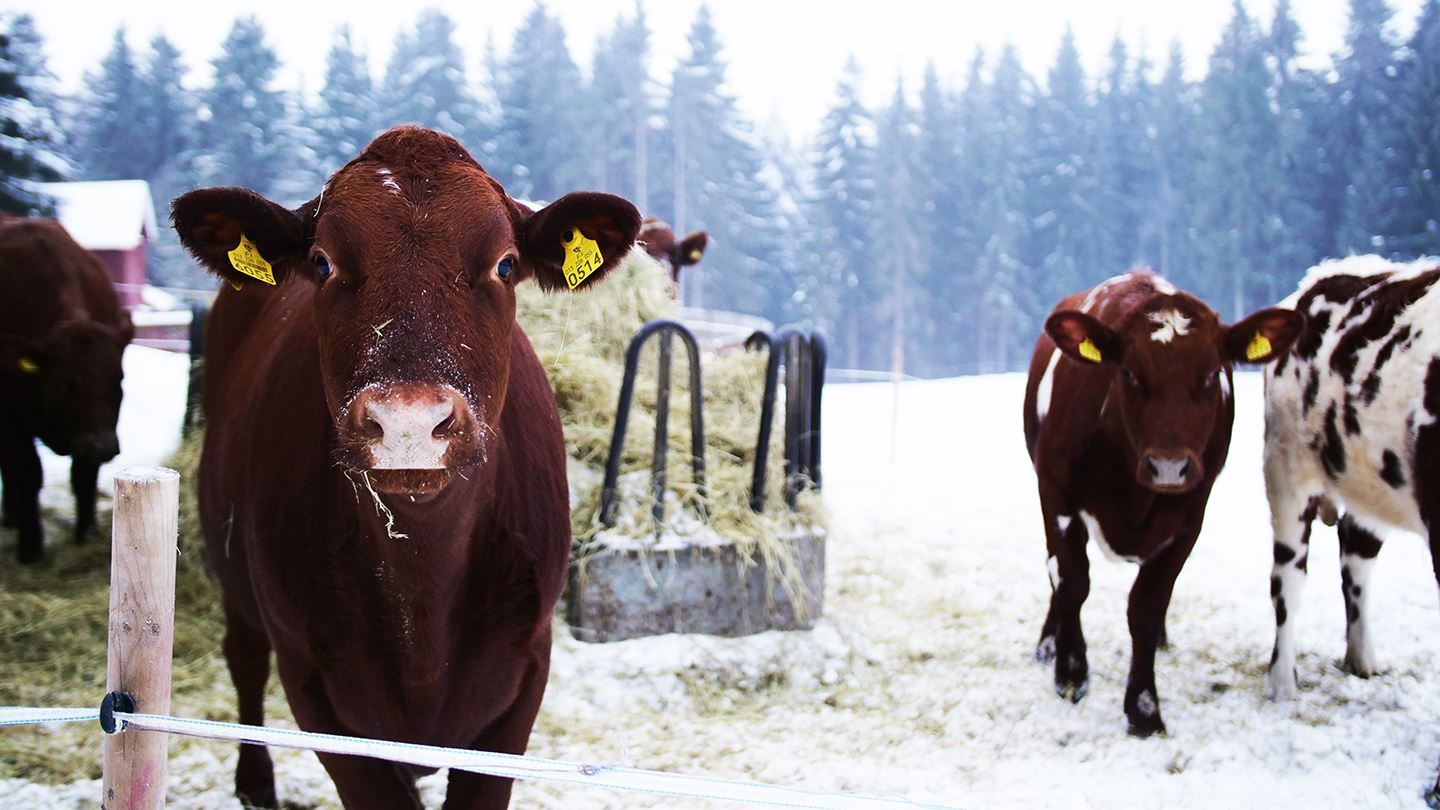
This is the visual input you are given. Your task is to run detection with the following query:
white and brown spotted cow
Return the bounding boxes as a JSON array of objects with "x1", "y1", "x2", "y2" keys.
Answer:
[
  {"x1": 1264, "y1": 256, "x2": 1440, "y2": 706},
  {"x1": 1024, "y1": 270, "x2": 1302, "y2": 736}
]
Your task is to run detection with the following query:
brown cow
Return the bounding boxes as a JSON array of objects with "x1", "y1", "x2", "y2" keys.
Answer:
[
  {"x1": 172, "y1": 127, "x2": 640, "y2": 808},
  {"x1": 0, "y1": 217, "x2": 133, "y2": 563},
  {"x1": 637, "y1": 216, "x2": 707, "y2": 288},
  {"x1": 1022, "y1": 270, "x2": 1301, "y2": 735}
]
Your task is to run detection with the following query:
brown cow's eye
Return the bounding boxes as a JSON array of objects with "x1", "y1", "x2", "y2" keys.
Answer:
[
  {"x1": 497, "y1": 257, "x2": 514, "y2": 280},
  {"x1": 1204, "y1": 369, "x2": 1220, "y2": 389},
  {"x1": 313, "y1": 255, "x2": 332, "y2": 278},
  {"x1": 1122, "y1": 368, "x2": 1140, "y2": 388}
]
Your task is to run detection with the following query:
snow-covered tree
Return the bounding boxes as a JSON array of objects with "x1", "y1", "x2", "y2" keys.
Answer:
[
  {"x1": 194, "y1": 17, "x2": 314, "y2": 203},
  {"x1": 1384, "y1": 0, "x2": 1440, "y2": 256},
  {"x1": 808, "y1": 56, "x2": 880, "y2": 369},
  {"x1": 74, "y1": 29, "x2": 144, "y2": 180},
  {"x1": 492, "y1": 3, "x2": 587, "y2": 200},
  {"x1": 314, "y1": 25, "x2": 379, "y2": 172},
  {"x1": 0, "y1": 13, "x2": 65, "y2": 215},
  {"x1": 383, "y1": 9, "x2": 479, "y2": 151},
  {"x1": 589, "y1": 6, "x2": 655, "y2": 207}
]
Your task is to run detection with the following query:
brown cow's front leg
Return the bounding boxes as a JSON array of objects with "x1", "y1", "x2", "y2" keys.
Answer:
[
  {"x1": 222, "y1": 604, "x2": 279, "y2": 808},
  {"x1": 279, "y1": 662, "x2": 423, "y2": 810},
  {"x1": 1123, "y1": 531, "x2": 1198, "y2": 737},
  {"x1": 0, "y1": 429, "x2": 44, "y2": 563},
  {"x1": 443, "y1": 650, "x2": 552, "y2": 809},
  {"x1": 70, "y1": 455, "x2": 100, "y2": 542}
]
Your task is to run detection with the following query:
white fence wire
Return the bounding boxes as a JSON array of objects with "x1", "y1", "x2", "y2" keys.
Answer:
[{"x1": 0, "y1": 705, "x2": 961, "y2": 810}]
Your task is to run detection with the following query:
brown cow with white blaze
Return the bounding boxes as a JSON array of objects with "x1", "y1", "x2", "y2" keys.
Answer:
[
  {"x1": 1023, "y1": 270, "x2": 1302, "y2": 735},
  {"x1": 172, "y1": 127, "x2": 640, "y2": 808}
]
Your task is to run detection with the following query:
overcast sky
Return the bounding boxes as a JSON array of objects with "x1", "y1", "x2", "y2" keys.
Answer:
[{"x1": 9, "y1": 0, "x2": 1426, "y2": 140}]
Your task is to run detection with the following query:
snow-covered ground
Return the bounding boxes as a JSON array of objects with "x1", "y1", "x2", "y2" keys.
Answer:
[{"x1": 5, "y1": 356, "x2": 1440, "y2": 808}]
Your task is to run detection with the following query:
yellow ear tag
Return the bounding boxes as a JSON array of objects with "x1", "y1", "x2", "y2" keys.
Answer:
[
  {"x1": 1078, "y1": 338, "x2": 1103, "y2": 363},
  {"x1": 227, "y1": 234, "x2": 276, "y2": 286},
  {"x1": 687, "y1": 249, "x2": 703, "y2": 263},
  {"x1": 1245, "y1": 333, "x2": 1273, "y2": 361},
  {"x1": 561, "y1": 228, "x2": 604, "y2": 290},
  {"x1": 17, "y1": 357, "x2": 39, "y2": 374}
]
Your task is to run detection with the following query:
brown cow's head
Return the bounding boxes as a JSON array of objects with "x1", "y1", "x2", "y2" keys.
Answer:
[
  {"x1": 173, "y1": 127, "x2": 640, "y2": 496},
  {"x1": 638, "y1": 217, "x2": 708, "y2": 284},
  {"x1": 0, "y1": 315, "x2": 132, "y2": 460},
  {"x1": 1046, "y1": 295, "x2": 1302, "y2": 493}
]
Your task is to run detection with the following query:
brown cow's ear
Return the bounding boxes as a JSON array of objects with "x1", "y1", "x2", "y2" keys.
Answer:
[
  {"x1": 517, "y1": 192, "x2": 642, "y2": 292},
  {"x1": 171, "y1": 187, "x2": 314, "y2": 289},
  {"x1": 1225, "y1": 307, "x2": 1305, "y2": 364},
  {"x1": 1046, "y1": 311, "x2": 1118, "y2": 365},
  {"x1": 678, "y1": 231, "x2": 709, "y2": 266}
]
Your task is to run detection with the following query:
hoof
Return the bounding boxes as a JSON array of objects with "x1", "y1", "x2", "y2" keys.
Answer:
[
  {"x1": 17, "y1": 545, "x2": 43, "y2": 565},
  {"x1": 1, "y1": 512, "x2": 15, "y2": 528},
  {"x1": 1265, "y1": 667, "x2": 1299, "y2": 701},
  {"x1": 1127, "y1": 715, "x2": 1167, "y2": 738},
  {"x1": 1034, "y1": 636, "x2": 1056, "y2": 663},
  {"x1": 1340, "y1": 655, "x2": 1378, "y2": 679},
  {"x1": 1055, "y1": 677, "x2": 1089, "y2": 704}
]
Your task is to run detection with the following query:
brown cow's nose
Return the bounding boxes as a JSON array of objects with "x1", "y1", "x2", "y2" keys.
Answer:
[
  {"x1": 348, "y1": 385, "x2": 473, "y2": 469},
  {"x1": 1139, "y1": 450, "x2": 1203, "y2": 493}
]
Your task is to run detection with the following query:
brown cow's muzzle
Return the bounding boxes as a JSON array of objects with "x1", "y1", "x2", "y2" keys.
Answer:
[
  {"x1": 341, "y1": 383, "x2": 482, "y2": 495},
  {"x1": 1137, "y1": 449, "x2": 1204, "y2": 494}
]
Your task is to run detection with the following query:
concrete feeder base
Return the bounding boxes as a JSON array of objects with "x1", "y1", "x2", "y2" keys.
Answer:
[{"x1": 565, "y1": 531, "x2": 824, "y2": 643}]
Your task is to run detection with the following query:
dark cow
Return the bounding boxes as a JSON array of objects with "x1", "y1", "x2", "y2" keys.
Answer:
[
  {"x1": 1263, "y1": 257, "x2": 1440, "y2": 710},
  {"x1": 0, "y1": 217, "x2": 133, "y2": 563},
  {"x1": 172, "y1": 127, "x2": 640, "y2": 808},
  {"x1": 1023, "y1": 270, "x2": 1301, "y2": 735},
  {"x1": 637, "y1": 216, "x2": 707, "y2": 288}
]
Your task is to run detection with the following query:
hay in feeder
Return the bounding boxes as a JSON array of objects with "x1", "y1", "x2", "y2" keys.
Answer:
[{"x1": 518, "y1": 249, "x2": 825, "y2": 614}]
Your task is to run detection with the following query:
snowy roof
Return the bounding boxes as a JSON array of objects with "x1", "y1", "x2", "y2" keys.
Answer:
[{"x1": 37, "y1": 180, "x2": 158, "y2": 251}]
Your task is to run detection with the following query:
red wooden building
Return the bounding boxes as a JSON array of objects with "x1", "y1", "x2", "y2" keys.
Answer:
[{"x1": 39, "y1": 180, "x2": 158, "y2": 309}]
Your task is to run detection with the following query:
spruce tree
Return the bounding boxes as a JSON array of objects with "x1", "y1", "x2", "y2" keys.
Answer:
[
  {"x1": 589, "y1": 7, "x2": 654, "y2": 206},
  {"x1": 315, "y1": 25, "x2": 379, "y2": 172},
  {"x1": 1194, "y1": 0, "x2": 1278, "y2": 316},
  {"x1": 75, "y1": 28, "x2": 144, "y2": 180},
  {"x1": 0, "y1": 13, "x2": 65, "y2": 215},
  {"x1": 1334, "y1": 0, "x2": 1399, "y2": 253},
  {"x1": 809, "y1": 56, "x2": 880, "y2": 369},
  {"x1": 381, "y1": 9, "x2": 478, "y2": 148},
  {"x1": 913, "y1": 63, "x2": 967, "y2": 374},
  {"x1": 663, "y1": 5, "x2": 792, "y2": 320},
  {"x1": 1031, "y1": 27, "x2": 1094, "y2": 307},
  {"x1": 194, "y1": 17, "x2": 311, "y2": 202},
  {"x1": 1386, "y1": 0, "x2": 1440, "y2": 255},
  {"x1": 492, "y1": 3, "x2": 586, "y2": 200}
]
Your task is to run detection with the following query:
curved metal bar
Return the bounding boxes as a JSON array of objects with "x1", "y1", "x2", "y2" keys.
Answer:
[
  {"x1": 745, "y1": 330, "x2": 781, "y2": 512},
  {"x1": 807, "y1": 332, "x2": 827, "y2": 490},
  {"x1": 599, "y1": 319, "x2": 706, "y2": 529}
]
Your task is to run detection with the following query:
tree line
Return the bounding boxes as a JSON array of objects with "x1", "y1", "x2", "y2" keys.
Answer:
[{"x1": 1, "y1": 1, "x2": 1437, "y2": 376}]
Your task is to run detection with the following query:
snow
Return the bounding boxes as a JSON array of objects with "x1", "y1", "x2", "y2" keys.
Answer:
[
  {"x1": 6, "y1": 365, "x2": 1440, "y2": 808},
  {"x1": 36, "y1": 180, "x2": 158, "y2": 251}
]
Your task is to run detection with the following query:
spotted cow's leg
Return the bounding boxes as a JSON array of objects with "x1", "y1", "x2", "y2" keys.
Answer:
[
  {"x1": 1124, "y1": 529, "x2": 1199, "y2": 738},
  {"x1": 1264, "y1": 487, "x2": 1318, "y2": 701},
  {"x1": 1036, "y1": 513, "x2": 1087, "y2": 664},
  {"x1": 1337, "y1": 515, "x2": 1383, "y2": 677}
]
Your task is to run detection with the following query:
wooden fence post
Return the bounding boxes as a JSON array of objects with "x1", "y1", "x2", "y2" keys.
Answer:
[{"x1": 102, "y1": 467, "x2": 180, "y2": 810}]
